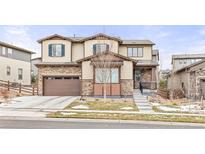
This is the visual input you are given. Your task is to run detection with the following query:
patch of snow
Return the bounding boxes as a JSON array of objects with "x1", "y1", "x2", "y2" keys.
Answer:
[
  {"x1": 61, "y1": 112, "x2": 77, "y2": 115},
  {"x1": 158, "y1": 104, "x2": 204, "y2": 113},
  {"x1": 180, "y1": 105, "x2": 201, "y2": 111},
  {"x1": 79, "y1": 100, "x2": 86, "y2": 103},
  {"x1": 151, "y1": 102, "x2": 160, "y2": 106},
  {"x1": 120, "y1": 107, "x2": 133, "y2": 110},
  {"x1": 72, "y1": 105, "x2": 89, "y2": 109},
  {"x1": 159, "y1": 106, "x2": 180, "y2": 112}
]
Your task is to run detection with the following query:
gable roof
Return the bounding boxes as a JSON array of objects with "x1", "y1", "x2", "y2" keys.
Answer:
[
  {"x1": 37, "y1": 33, "x2": 155, "y2": 45},
  {"x1": 79, "y1": 33, "x2": 122, "y2": 43},
  {"x1": 76, "y1": 51, "x2": 137, "y2": 63},
  {"x1": 0, "y1": 41, "x2": 35, "y2": 54},
  {"x1": 37, "y1": 34, "x2": 73, "y2": 43}
]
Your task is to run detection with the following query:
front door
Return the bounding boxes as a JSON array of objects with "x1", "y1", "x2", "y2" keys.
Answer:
[{"x1": 134, "y1": 69, "x2": 141, "y2": 89}]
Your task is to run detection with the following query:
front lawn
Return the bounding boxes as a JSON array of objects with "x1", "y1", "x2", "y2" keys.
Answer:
[
  {"x1": 48, "y1": 111, "x2": 205, "y2": 124},
  {"x1": 160, "y1": 98, "x2": 188, "y2": 107},
  {"x1": 65, "y1": 97, "x2": 138, "y2": 111}
]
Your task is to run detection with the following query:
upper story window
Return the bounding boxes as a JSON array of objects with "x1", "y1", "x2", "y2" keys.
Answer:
[
  {"x1": 7, "y1": 66, "x2": 11, "y2": 76},
  {"x1": 18, "y1": 68, "x2": 23, "y2": 80},
  {"x1": 93, "y1": 44, "x2": 109, "y2": 55},
  {"x1": 2, "y1": 47, "x2": 6, "y2": 55},
  {"x1": 48, "y1": 44, "x2": 65, "y2": 57},
  {"x1": 152, "y1": 55, "x2": 157, "y2": 61},
  {"x1": 184, "y1": 60, "x2": 187, "y2": 64},
  {"x1": 179, "y1": 59, "x2": 183, "y2": 64},
  {"x1": 8, "y1": 48, "x2": 12, "y2": 56},
  {"x1": 128, "y1": 47, "x2": 143, "y2": 57}
]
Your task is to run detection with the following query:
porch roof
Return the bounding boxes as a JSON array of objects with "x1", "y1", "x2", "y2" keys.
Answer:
[
  {"x1": 136, "y1": 60, "x2": 159, "y2": 66},
  {"x1": 76, "y1": 51, "x2": 138, "y2": 63},
  {"x1": 91, "y1": 61, "x2": 124, "y2": 67},
  {"x1": 35, "y1": 62, "x2": 80, "y2": 67}
]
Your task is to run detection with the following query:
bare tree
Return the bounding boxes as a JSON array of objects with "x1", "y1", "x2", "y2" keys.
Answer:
[{"x1": 91, "y1": 51, "x2": 114, "y2": 103}]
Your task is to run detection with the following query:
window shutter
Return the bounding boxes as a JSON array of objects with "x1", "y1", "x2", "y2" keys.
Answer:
[
  {"x1": 106, "y1": 44, "x2": 109, "y2": 51},
  {"x1": 61, "y1": 44, "x2": 65, "y2": 56},
  {"x1": 93, "y1": 44, "x2": 96, "y2": 54},
  {"x1": 48, "y1": 44, "x2": 52, "y2": 57}
]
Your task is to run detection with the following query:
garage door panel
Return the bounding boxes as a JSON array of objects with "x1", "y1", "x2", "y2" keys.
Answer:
[{"x1": 43, "y1": 77, "x2": 80, "y2": 96}]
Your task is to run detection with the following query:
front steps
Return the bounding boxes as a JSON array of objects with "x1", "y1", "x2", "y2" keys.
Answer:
[{"x1": 133, "y1": 89, "x2": 153, "y2": 113}]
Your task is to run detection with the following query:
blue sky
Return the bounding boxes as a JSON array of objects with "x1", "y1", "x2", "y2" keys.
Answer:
[{"x1": 0, "y1": 25, "x2": 205, "y2": 69}]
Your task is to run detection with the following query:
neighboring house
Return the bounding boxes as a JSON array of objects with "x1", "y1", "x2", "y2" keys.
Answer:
[
  {"x1": 36, "y1": 33, "x2": 159, "y2": 96},
  {"x1": 31, "y1": 57, "x2": 42, "y2": 77},
  {"x1": 171, "y1": 54, "x2": 205, "y2": 72},
  {"x1": 168, "y1": 54, "x2": 205, "y2": 99},
  {"x1": 0, "y1": 41, "x2": 35, "y2": 85}
]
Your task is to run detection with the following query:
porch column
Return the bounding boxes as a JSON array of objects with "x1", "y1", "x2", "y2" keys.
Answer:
[{"x1": 151, "y1": 67, "x2": 156, "y2": 89}]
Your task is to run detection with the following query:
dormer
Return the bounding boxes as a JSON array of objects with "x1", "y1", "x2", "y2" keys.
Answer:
[{"x1": 81, "y1": 33, "x2": 122, "y2": 57}]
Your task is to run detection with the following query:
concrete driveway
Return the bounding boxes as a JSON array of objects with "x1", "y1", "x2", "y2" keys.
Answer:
[{"x1": 0, "y1": 96, "x2": 78, "y2": 110}]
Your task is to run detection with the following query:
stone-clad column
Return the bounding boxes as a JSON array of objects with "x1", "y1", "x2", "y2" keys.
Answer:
[{"x1": 151, "y1": 67, "x2": 156, "y2": 89}]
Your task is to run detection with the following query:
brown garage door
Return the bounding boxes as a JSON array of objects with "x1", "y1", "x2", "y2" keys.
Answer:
[{"x1": 43, "y1": 76, "x2": 80, "y2": 96}]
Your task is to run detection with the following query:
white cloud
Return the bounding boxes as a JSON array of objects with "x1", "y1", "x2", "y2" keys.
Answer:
[
  {"x1": 157, "y1": 32, "x2": 170, "y2": 38},
  {"x1": 3, "y1": 26, "x2": 40, "y2": 57}
]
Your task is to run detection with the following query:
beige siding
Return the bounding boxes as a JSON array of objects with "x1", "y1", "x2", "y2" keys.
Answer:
[
  {"x1": 84, "y1": 40, "x2": 119, "y2": 57},
  {"x1": 168, "y1": 71, "x2": 189, "y2": 95},
  {"x1": 121, "y1": 61, "x2": 133, "y2": 79},
  {"x1": 119, "y1": 46, "x2": 127, "y2": 56},
  {"x1": 0, "y1": 56, "x2": 31, "y2": 85},
  {"x1": 42, "y1": 40, "x2": 72, "y2": 62},
  {"x1": 72, "y1": 43, "x2": 84, "y2": 61},
  {"x1": 119, "y1": 45, "x2": 152, "y2": 60},
  {"x1": 82, "y1": 61, "x2": 93, "y2": 79}
]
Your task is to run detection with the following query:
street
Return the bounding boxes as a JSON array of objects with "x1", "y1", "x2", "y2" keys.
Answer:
[{"x1": 0, "y1": 118, "x2": 205, "y2": 129}]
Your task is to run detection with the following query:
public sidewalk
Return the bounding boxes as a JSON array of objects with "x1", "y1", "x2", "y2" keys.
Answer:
[{"x1": 44, "y1": 108, "x2": 205, "y2": 117}]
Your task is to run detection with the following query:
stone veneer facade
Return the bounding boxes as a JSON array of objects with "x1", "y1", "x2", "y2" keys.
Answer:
[
  {"x1": 190, "y1": 68, "x2": 205, "y2": 99},
  {"x1": 121, "y1": 79, "x2": 134, "y2": 96},
  {"x1": 37, "y1": 65, "x2": 81, "y2": 95},
  {"x1": 81, "y1": 79, "x2": 93, "y2": 96}
]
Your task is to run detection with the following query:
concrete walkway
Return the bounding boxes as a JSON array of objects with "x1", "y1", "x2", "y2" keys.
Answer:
[
  {"x1": 0, "y1": 96, "x2": 79, "y2": 118},
  {"x1": 0, "y1": 96, "x2": 78, "y2": 109},
  {"x1": 133, "y1": 89, "x2": 153, "y2": 113}
]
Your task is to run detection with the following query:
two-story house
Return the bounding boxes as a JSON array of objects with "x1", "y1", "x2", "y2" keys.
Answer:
[
  {"x1": 0, "y1": 41, "x2": 35, "y2": 85},
  {"x1": 36, "y1": 33, "x2": 159, "y2": 96},
  {"x1": 171, "y1": 54, "x2": 205, "y2": 72},
  {"x1": 168, "y1": 54, "x2": 205, "y2": 99}
]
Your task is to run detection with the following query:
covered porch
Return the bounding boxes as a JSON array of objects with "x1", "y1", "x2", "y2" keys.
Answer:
[
  {"x1": 77, "y1": 51, "x2": 137, "y2": 96},
  {"x1": 134, "y1": 66, "x2": 158, "y2": 90}
]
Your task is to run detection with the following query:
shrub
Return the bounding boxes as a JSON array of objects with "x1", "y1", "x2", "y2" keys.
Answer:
[{"x1": 159, "y1": 79, "x2": 167, "y2": 89}]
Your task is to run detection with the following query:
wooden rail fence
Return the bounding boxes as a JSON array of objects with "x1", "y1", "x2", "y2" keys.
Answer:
[
  {"x1": 157, "y1": 88, "x2": 169, "y2": 99},
  {"x1": 0, "y1": 80, "x2": 38, "y2": 96}
]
